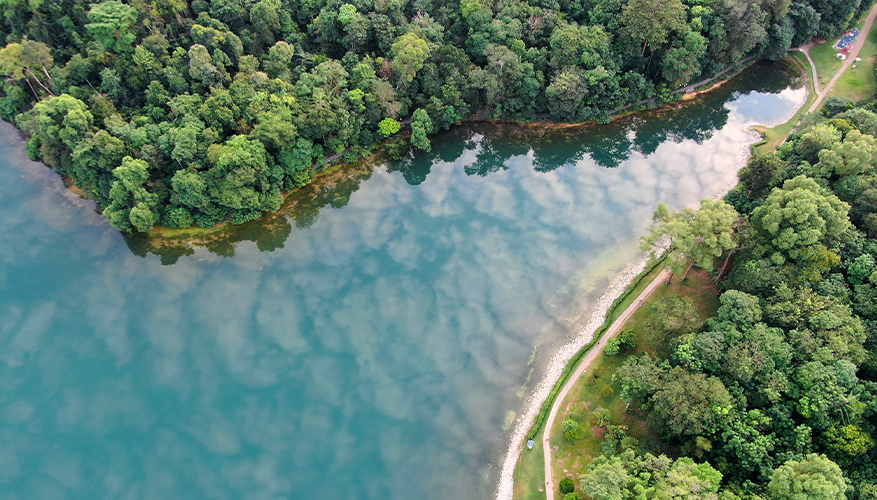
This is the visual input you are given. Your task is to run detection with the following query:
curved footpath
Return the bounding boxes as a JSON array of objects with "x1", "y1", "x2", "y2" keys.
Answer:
[
  {"x1": 542, "y1": 268, "x2": 671, "y2": 500},
  {"x1": 793, "y1": 45, "x2": 821, "y2": 95},
  {"x1": 808, "y1": 2, "x2": 877, "y2": 113}
]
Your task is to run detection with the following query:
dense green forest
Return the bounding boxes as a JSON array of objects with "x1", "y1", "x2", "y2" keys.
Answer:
[
  {"x1": 566, "y1": 98, "x2": 877, "y2": 500},
  {"x1": 0, "y1": 0, "x2": 867, "y2": 232}
]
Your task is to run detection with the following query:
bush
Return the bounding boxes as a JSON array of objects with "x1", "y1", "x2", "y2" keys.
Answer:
[
  {"x1": 822, "y1": 95, "x2": 853, "y2": 117},
  {"x1": 605, "y1": 330, "x2": 638, "y2": 356},
  {"x1": 559, "y1": 477, "x2": 575, "y2": 494},
  {"x1": 564, "y1": 493, "x2": 581, "y2": 500},
  {"x1": 604, "y1": 337, "x2": 621, "y2": 356},
  {"x1": 562, "y1": 419, "x2": 581, "y2": 441}
]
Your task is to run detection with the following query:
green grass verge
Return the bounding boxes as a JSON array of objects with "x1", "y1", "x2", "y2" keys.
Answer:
[
  {"x1": 809, "y1": 41, "x2": 844, "y2": 90},
  {"x1": 544, "y1": 270, "x2": 721, "y2": 499},
  {"x1": 525, "y1": 257, "x2": 666, "y2": 441}
]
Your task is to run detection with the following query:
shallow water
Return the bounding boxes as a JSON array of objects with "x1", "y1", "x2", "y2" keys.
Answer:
[{"x1": 0, "y1": 61, "x2": 804, "y2": 500}]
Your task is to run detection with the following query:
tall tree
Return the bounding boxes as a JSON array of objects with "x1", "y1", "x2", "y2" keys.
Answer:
[
  {"x1": 641, "y1": 198, "x2": 740, "y2": 280},
  {"x1": 767, "y1": 454, "x2": 847, "y2": 500},
  {"x1": 620, "y1": 0, "x2": 687, "y2": 56}
]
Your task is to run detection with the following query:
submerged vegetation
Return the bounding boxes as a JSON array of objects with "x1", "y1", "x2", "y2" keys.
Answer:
[{"x1": 0, "y1": 0, "x2": 866, "y2": 232}]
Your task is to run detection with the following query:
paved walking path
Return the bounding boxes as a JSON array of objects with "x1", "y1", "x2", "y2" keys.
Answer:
[
  {"x1": 794, "y1": 44, "x2": 821, "y2": 95},
  {"x1": 542, "y1": 268, "x2": 671, "y2": 500},
  {"x1": 808, "y1": 2, "x2": 877, "y2": 113}
]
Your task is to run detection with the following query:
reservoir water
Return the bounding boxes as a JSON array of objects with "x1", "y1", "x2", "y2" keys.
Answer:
[{"x1": 0, "y1": 62, "x2": 804, "y2": 500}]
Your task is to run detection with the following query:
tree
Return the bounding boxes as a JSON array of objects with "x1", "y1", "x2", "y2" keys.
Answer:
[
  {"x1": 580, "y1": 450, "x2": 723, "y2": 500},
  {"x1": 767, "y1": 454, "x2": 846, "y2": 500},
  {"x1": 103, "y1": 156, "x2": 160, "y2": 233},
  {"x1": 86, "y1": 1, "x2": 139, "y2": 53},
  {"x1": 620, "y1": 0, "x2": 687, "y2": 56},
  {"x1": 661, "y1": 30, "x2": 707, "y2": 87},
  {"x1": 814, "y1": 130, "x2": 877, "y2": 178},
  {"x1": 823, "y1": 423, "x2": 875, "y2": 463},
  {"x1": 250, "y1": 1, "x2": 281, "y2": 45},
  {"x1": 641, "y1": 199, "x2": 740, "y2": 280},
  {"x1": 559, "y1": 477, "x2": 575, "y2": 494},
  {"x1": 391, "y1": 33, "x2": 430, "y2": 87},
  {"x1": 546, "y1": 68, "x2": 587, "y2": 121},
  {"x1": 410, "y1": 108, "x2": 433, "y2": 151},
  {"x1": 750, "y1": 175, "x2": 852, "y2": 264},
  {"x1": 738, "y1": 152, "x2": 786, "y2": 200},
  {"x1": 562, "y1": 419, "x2": 581, "y2": 441},
  {"x1": 0, "y1": 40, "x2": 55, "y2": 98},
  {"x1": 264, "y1": 41, "x2": 295, "y2": 81},
  {"x1": 645, "y1": 296, "x2": 702, "y2": 356},
  {"x1": 379, "y1": 117, "x2": 401, "y2": 137},
  {"x1": 649, "y1": 367, "x2": 733, "y2": 438},
  {"x1": 188, "y1": 44, "x2": 219, "y2": 86}
]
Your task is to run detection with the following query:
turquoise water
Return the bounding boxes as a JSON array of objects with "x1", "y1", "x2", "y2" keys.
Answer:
[{"x1": 0, "y1": 62, "x2": 803, "y2": 500}]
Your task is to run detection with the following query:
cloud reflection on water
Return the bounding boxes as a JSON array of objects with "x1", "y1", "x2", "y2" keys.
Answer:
[{"x1": 0, "y1": 61, "x2": 806, "y2": 500}]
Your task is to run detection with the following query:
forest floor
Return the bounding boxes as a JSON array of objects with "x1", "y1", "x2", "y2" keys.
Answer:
[{"x1": 513, "y1": 268, "x2": 720, "y2": 500}]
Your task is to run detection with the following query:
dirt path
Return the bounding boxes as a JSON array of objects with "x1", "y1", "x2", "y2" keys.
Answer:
[
  {"x1": 808, "y1": 3, "x2": 877, "y2": 113},
  {"x1": 542, "y1": 268, "x2": 671, "y2": 500}
]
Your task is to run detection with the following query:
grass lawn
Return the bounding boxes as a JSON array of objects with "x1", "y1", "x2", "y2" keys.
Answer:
[
  {"x1": 544, "y1": 269, "x2": 720, "y2": 500},
  {"x1": 809, "y1": 41, "x2": 844, "y2": 90},
  {"x1": 830, "y1": 13, "x2": 877, "y2": 101}
]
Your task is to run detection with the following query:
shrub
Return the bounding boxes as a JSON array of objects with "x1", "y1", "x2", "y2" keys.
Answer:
[
  {"x1": 604, "y1": 337, "x2": 621, "y2": 356},
  {"x1": 559, "y1": 477, "x2": 575, "y2": 494},
  {"x1": 562, "y1": 419, "x2": 581, "y2": 442},
  {"x1": 564, "y1": 493, "x2": 581, "y2": 500}
]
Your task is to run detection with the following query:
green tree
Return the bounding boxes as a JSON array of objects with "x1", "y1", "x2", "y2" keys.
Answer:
[
  {"x1": 738, "y1": 152, "x2": 786, "y2": 200},
  {"x1": 250, "y1": 0, "x2": 281, "y2": 45},
  {"x1": 767, "y1": 454, "x2": 846, "y2": 500},
  {"x1": 410, "y1": 108, "x2": 433, "y2": 151},
  {"x1": 264, "y1": 41, "x2": 295, "y2": 81},
  {"x1": 641, "y1": 199, "x2": 740, "y2": 280},
  {"x1": 661, "y1": 30, "x2": 707, "y2": 87},
  {"x1": 562, "y1": 419, "x2": 581, "y2": 441},
  {"x1": 750, "y1": 175, "x2": 852, "y2": 264},
  {"x1": 621, "y1": 0, "x2": 687, "y2": 56},
  {"x1": 645, "y1": 296, "x2": 702, "y2": 356},
  {"x1": 391, "y1": 33, "x2": 430, "y2": 87},
  {"x1": 379, "y1": 117, "x2": 401, "y2": 137},
  {"x1": 86, "y1": 1, "x2": 139, "y2": 53},
  {"x1": 823, "y1": 423, "x2": 875, "y2": 463},
  {"x1": 580, "y1": 450, "x2": 723, "y2": 500},
  {"x1": 0, "y1": 40, "x2": 55, "y2": 97},
  {"x1": 649, "y1": 367, "x2": 733, "y2": 439},
  {"x1": 814, "y1": 130, "x2": 877, "y2": 177},
  {"x1": 559, "y1": 477, "x2": 575, "y2": 494},
  {"x1": 188, "y1": 44, "x2": 219, "y2": 86},
  {"x1": 546, "y1": 68, "x2": 587, "y2": 122}
]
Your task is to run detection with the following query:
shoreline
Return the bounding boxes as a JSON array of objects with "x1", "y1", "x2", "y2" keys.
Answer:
[
  {"x1": 495, "y1": 64, "x2": 810, "y2": 500},
  {"x1": 493, "y1": 257, "x2": 650, "y2": 500},
  {"x1": 140, "y1": 58, "x2": 768, "y2": 246}
]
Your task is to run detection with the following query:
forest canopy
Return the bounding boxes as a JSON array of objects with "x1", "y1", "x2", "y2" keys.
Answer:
[
  {"x1": 0, "y1": 0, "x2": 868, "y2": 231},
  {"x1": 574, "y1": 100, "x2": 877, "y2": 500}
]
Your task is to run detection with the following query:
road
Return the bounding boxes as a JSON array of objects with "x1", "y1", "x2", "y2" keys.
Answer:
[
  {"x1": 808, "y1": 2, "x2": 877, "y2": 113},
  {"x1": 542, "y1": 268, "x2": 671, "y2": 500}
]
